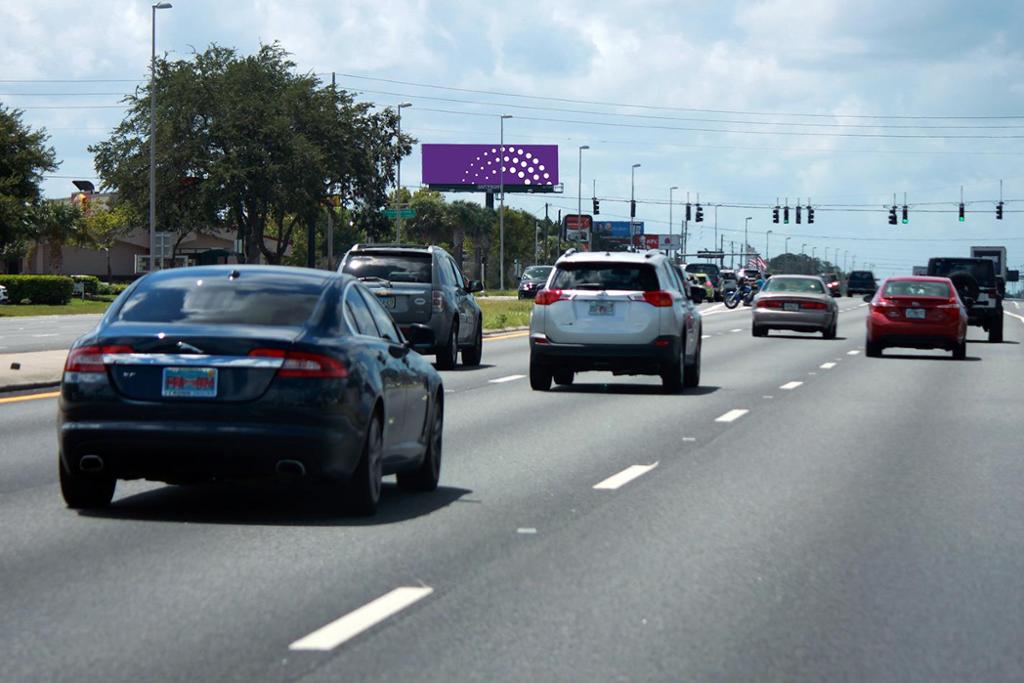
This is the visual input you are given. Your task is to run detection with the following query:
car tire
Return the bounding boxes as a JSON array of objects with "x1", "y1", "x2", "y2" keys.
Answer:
[
  {"x1": 435, "y1": 322, "x2": 459, "y2": 370},
  {"x1": 683, "y1": 337, "x2": 701, "y2": 388},
  {"x1": 461, "y1": 318, "x2": 483, "y2": 366},
  {"x1": 953, "y1": 339, "x2": 967, "y2": 360},
  {"x1": 347, "y1": 412, "x2": 384, "y2": 516},
  {"x1": 553, "y1": 370, "x2": 574, "y2": 386},
  {"x1": 823, "y1": 319, "x2": 837, "y2": 339},
  {"x1": 397, "y1": 394, "x2": 443, "y2": 492},
  {"x1": 988, "y1": 314, "x2": 1003, "y2": 343},
  {"x1": 752, "y1": 325, "x2": 767, "y2": 337},
  {"x1": 529, "y1": 355, "x2": 552, "y2": 391},
  {"x1": 59, "y1": 458, "x2": 116, "y2": 509},
  {"x1": 866, "y1": 340, "x2": 883, "y2": 357},
  {"x1": 661, "y1": 346, "x2": 684, "y2": 394}
]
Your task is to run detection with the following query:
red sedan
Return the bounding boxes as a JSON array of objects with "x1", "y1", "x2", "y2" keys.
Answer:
[{"x1": 865, "y1": 276, "x2": 968, "y2": 359}]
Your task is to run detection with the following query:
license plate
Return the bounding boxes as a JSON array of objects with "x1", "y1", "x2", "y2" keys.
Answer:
[
  {"x1": 162, "y1": 367, "x2": 218, "y2": 398},
  {"x1": 378, "y1": 295, "x2": 397, "y2": 310},
  {"x1": 906, "y1": 308, "x2": 926, "y2": 319},
  {"x1": 589, "y1": 302, "x2": 614, "y2": 316},
  {"x1": 783, "y1": 302, "x2": 799, "y2": 312}
]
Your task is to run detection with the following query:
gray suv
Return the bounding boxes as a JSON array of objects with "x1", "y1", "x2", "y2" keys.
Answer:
[{"x1": 340, "y1": 244, "x2": 484, "y2": 369}]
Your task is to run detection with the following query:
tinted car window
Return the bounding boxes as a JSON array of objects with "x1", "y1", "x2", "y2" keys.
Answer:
[
  {"x1": 359, "y1": 288, "x2": 402, "y2": 344},
  {"x1": 446, "y1": 257, "x2": 464, "y2": 288},
  {"x1": 551, "y1": 263, "x2": 660, "y2": 291},
  {"x1": 884, "y1": 281, "x2": 952, "y2": 298},
  {"x1": 344, "y1": 285, "x2": 381, "y2": 337},
  {"x1": 523, "y1": 266, "x2": 553, "y2": 282},
  {"x1": 928, "y1": 259, "x2": 995, "y2": 287},
  {"x1": 848, "y1": 271, "x2": 875, "y2": 283},
  {"x1": 685, "y1": 263, "x2": 720, "y2": 276},
  {"x1": 343, "y1": 253, "x2": 433, "y2": 283},
  {"x1": 117, "y1": 272, "x2": 324, "y2": 326},
  {"x1": 763, "y1": 278, "x2": 825, "y2": 293}
]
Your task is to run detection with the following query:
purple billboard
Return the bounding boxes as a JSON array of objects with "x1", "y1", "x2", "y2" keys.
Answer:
[{"x1": 422, "y1": 144, "x2": 559, "y2": 192}]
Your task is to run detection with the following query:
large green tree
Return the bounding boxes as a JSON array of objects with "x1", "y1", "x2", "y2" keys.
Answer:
[
  {"x1": 0, "y1": 105, "x2": 59, "y2": 265},
  {"x1": 27, "y1": 201, "x2": 85, "y2": 274},
  {"x1": 91, "y1": 43, "x2": 411, "y2": 265}
]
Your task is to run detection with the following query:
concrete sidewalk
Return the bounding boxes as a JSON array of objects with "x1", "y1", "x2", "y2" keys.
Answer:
[{"x1": 0, "y1": 350, "x2": 67, "y2": 393}]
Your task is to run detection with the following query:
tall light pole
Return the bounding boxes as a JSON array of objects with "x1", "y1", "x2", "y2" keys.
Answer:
[
  {"x1": 578, "y1": 145, "x2": 589, "y2": 249},
  {"x1": 630, "y1": 163, "x2": 641, "y2": 229},
  {"x1": 812, "y1": 246, "x2": 817, "y2": 261},
  {"x1": 498, "y1": 114, "x2": 512, "y2": 290},
  {"x1": 150, "y1": 2, "x2": 172, "y2": 270},
  {"x1": 784, "y1": 236, "x2": 791, "y2": 254},
  {"x1": 765, "y1": 229, "x2": 773, "y2": 264},
  {"x1": 744, "y1": 217, "x2": 752, "y2": 267},
  {"x1": 801, "y1": 243, "x2": 807, "y2": 255},
  {"x1": 843, "y1": 249, "x2": 849, "y2": 272},
  {"x1": 394, "y1": 102, "x2": 412, "y2": 242},
  {"x1": 668, "y1": 186, "x2": 678, "y2": 256}
]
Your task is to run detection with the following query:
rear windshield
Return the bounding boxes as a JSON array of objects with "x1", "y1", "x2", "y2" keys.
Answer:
[
  {"x1": 928, "y1": 259, "x2": 995, "y2": 286},
  {"x1": 551, "y1": 262, "x2": 660, "y2": 291},
  {"x1": 343, "y1": 253, "x2": 433, "y2": 283},
  {"x1": 848, "y1": 271, "x2": 874, "y2": 282},
  {"x1": 883, "y1": 281, "x2": 951, "y2": 298},
  {"x1": 522, "y1": 266, "x2": 552, "y2": 281},
  {"x1": 763, "y1": 278, "x2": 825, "y2": 294},
  {"x1": 117, "y1": 272, "x2": 325, "y2": 326},
  {"x1": 686, "y1": 263, "x2": 720, "y2": 276}
]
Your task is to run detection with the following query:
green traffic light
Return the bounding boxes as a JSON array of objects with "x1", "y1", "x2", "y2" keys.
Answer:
[
  {"x1": 902, "y1": 219, "x2": 908, "y2": 224},
  {"x1": 959, "y1": 216, "x2": 965, "y2": 222}
]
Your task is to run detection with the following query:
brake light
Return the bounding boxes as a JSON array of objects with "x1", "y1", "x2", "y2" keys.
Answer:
[
  {"x1": 756, "y1": 299, "x2": 784, "y2": 308},
  {"x1": 801, "y1": 302, "x2": 827, "y2": 310},
  {"x1": 64, "y1": 345, "x2": 133, "y2": 373},
  {"x1": 431, "y1": 290, "x2": 444, "y2": 313},
  {"x1": 249, "y1": 349, "x2": 347, "y2": 379},
  {"x1": 534, "y1": 289, "x2": 567, "y2": 306},
  {"x1": 640, "y1": 290, "x2": 674, "y2": 307}
]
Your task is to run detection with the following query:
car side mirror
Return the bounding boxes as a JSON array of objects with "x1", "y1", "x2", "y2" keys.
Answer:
[
  {"x1": 404, "y1": 324, "x2": 436, "y2": 353},
  {"x1": 467, "y1": 280, "x2": 484, "y2": 293},
  {"x1": 1008, "y1": 269, "x2": 1020, "y2": 283}
]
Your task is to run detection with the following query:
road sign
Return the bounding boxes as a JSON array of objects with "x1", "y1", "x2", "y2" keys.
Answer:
[
  {"x1": 563, "y1": 214, "x2": 593, "y2": 241},
  {"x1": 383, "y1": 208, "x2": 416, "y2": 219}
]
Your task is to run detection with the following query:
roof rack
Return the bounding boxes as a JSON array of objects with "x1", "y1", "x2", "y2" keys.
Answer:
[
  {"x1": 353, "y1": 243, "x2": 431, "y2": 250},
  {"x1": 562, "y1": 248, "x2": 578, "y2": 257}
]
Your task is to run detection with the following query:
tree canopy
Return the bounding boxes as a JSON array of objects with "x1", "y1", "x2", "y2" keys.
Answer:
[{"x1": 0, "y1": 105, "x2": 59, "y2": 262}]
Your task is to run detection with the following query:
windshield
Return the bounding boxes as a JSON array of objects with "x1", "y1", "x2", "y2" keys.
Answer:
[
  {"x1": 928, "y1": 259, "x2": 996, "y2": 286},
  {"x1": 685, "y1": 263, "x2": 720, "y2": 276},
  {"x1": 762, "y1": 278, "x2": 825, "y2": 294},
  {"x1": 522, "y1": 266, "x2": 552, "y2": 281},
  {"x1": 883, "y1": 280, "x2": 952, "y2": 298},
  {"x1": 343, "y1": 253, "x2": 433, "y2": 283},
  {"x1": 551, "y1": 262, "x2": 660, "y2": 291}
]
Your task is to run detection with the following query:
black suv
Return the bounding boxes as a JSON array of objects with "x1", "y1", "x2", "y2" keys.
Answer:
[
  {"x1": 340, "y1": 244, "x2": 484, "y2": 369},
  {"x1": 926, "y1": 257, "x2": 1004, "y2": 342},
  {"x1": 846, "y1": 270, "x2": 876, "y2": 297}
]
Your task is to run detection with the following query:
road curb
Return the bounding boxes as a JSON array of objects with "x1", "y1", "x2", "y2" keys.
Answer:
[
  {"x1": 483, "y1": 326, "x2": 528, "y2": 338},
  {"x1": 0, "y1": 380, "x2": 61, "y2": 395}
]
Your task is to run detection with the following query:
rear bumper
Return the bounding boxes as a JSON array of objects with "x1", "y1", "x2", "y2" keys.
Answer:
[
  {"x1": 868, "y1": 318, "x2": 962, "y2": 348},
  {"x1": 967, "y1": 306, "x2": 1000, "y2": 327},
  {"x1": 530, "y1": 336, "x2": 680, "y2": 375},
  {"x1": 870, "y1": 334, "x2": 959, "y2": 350},
  {"x1": 751, "y1": 308, "x2": 831, "y2": 331}
]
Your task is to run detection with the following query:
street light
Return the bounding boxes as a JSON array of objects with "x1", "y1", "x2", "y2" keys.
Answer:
[
  {"x1": 765, "y1": 229, "x2": 773, "y2": 264},
  {"x1": 394, "y1": 102, "x2": 412, "y2": 242},
  {"x1": 801, "y1": 243, "x2": 807, "y2": 255},
  {"x1": 812, "y1": 246, "x2": 817, "y2": 261},
  {"x1": 668, "y1": 186, "x2": 679, "y2": 256},
  {"x1": 578, "y1": 145, "x2": 589, "y2": 249},
  {"x1": 630, "y1": 163, "x2": 641, "y2": 220},
  {"x1": 498, "y1": 114, "x2": 512, "y2": 290},
  {"x1": 150, "y1": 1, "x2": 172, "y2": 270},
  {"x1": 784, "y1": 236, "x2": 791, "y2": 254},
  {"x1": 843, "y1": 249, "x2": 849, "y2": 272}
]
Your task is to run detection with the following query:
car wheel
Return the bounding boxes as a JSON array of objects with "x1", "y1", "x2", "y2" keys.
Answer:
[
  {"x1": 823, "y1": 319, "x2": 837, "y2": 339},
  {"x1": 398, "y1": 393, "x2": 443, "y2": 492},
  {"x1": 661, "y1": 346, "x2": 684, "y2": 394},
  {"x1": 553, "y1": 370, "x2": 574, "y2": 386},
  {"x1": 529, "y1": 355, "x2": 552, "y2": 391},
  {"x1": 988, "y1": 315, "x2": 1003, "y2": 343},
  {"x1": 461, "y1": 318, "x2": 483, "y2": 366},
  {"x1": 866, "y1": 340, "x2": 883, "y2": 357},
  {"x1": 752, "y1": 325, "x2": 767, "y2": 337},
  {"x1": 435, "y1": 322, "x2": 459, "y2": 370},
  {"x1": 953, "y1": 339, "x2": 967, "y2": 360},
  {"x1": 347, "y1": 412, "x2": 384, "y2": 515},
  {"x1": 59, "y1": 458, "x2": 116, "y2": 509},
  {"x1": 683, "y1": 337, "x2": 701, "y2": 388}
]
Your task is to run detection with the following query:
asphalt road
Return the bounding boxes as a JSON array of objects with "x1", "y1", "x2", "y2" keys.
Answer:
[{"x1": 2, "y1": 301, "x2": 1023, "y2": 682}]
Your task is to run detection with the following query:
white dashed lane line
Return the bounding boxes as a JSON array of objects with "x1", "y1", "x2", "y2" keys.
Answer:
[
  {"x1": 820, "y1": 362, "x2": 837, "y2": 369},
  {"x1": 730, "y1": 328, "x2": 742, "y2": 333},
  {"x1": 517, "y1": 528, "x2": 538, "y2": 535},
  {"x1": 847, "y1": 350, "x2": 860, "y2": 356},
  {"x1": 593, "y1": 463, "x2": 659, "y2": 490},
  {"x1": 289, "y1": 586, "x2": 434, "y2": 651},
  {"x1": 489, "y1": 374, "x2": 525, "y2": 384},
  {"x1": 702, "y1": 335, "x2": 711, "y2": 339},
  {"x1": 780, "y1": 381, "x2": 803, "y2": 390},
  {"x1": 715, "y1": 409, "x2": 749, "y2": 423}
]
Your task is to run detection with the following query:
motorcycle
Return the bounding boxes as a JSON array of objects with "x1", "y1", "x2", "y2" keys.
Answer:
[{"x1": 724, "y1": 282, "x2": 757, "y2": 309}]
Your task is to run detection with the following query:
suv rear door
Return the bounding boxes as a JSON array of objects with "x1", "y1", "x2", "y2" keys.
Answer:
[{"x1": 342, "y1": 251, "x2": 433, "y2": 325}]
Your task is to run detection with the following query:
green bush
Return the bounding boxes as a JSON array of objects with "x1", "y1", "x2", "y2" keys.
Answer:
[
  {"x1": 71, "y1": 275, "x2": 100, "y2": 295},
  {"x1": 0, "y1": 275, "x2": 75, "y2": 305}
]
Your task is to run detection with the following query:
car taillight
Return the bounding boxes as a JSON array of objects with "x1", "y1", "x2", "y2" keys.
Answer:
[
  {"x1": 801, "y1": 301, "x2": 827, "y2": 310},
  {"x1": 632, "y1": 290, "x2": 673, "y2": 307},
  {"x1": 431, "y1": 290, "x2": 444, "y2": 312},
  {"x1": 534, "y1": 289, "x2": 567, "y2": 306},
  {"x1": 756, "y1": 300, "x2": 784, "y2": 308},
  {"x1": 249, "y1": 349, "x2": 347, "y2": 379},
  {"x1": 64, "y1": 345, "x2": 133, "y2": 373}
]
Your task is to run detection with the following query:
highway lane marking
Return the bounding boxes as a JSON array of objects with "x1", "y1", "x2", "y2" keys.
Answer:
[
  {"x1": 780, "y1": 381, "x2": 803, "y2": 390},
  {"x1": 730, "y1": 328, "x2": 742, "y2": 333},
  {"x1": 31, "y1": 333, "x2": 58, "y2": 338},
  {"x1": 0, "y1": 391, "x2": 60, "y2": 405},
  {"x1": 847, "y1": 350, "x2": 860, "y2": 355},
  {"x1": 289, "y1": 586, "x2": 434, "y2": 651},
  {"x1": 762, "y1": 395, "x2": 774, "y2": 399},
  {"x1": 682, "y1": 437, "x2": 696, "y2": 442},
  {"x1": 701, "y1": 334, "x2": 711, "y2": 339},
  {"x1": 485, "y1": 331, "x2": 529, "y2": 341},
  {"x1": 517, "y1": 528, "x2": 538, "y2": 534},
  {"x1": 715, "y1": 409, "x2": 749, "y2": 423},
  {"x1": 489, "y1": 374, "x2": 525, "y2": 384},
  {"x1": 1005, "y1": 310, "x2": 1024, "y2": 323},
  {"x1": 820, "y1": 362, "x2": 837, "y2": 369},
  {"x1": 593, "y1": 462, "x2": 659, "y2": 490}
]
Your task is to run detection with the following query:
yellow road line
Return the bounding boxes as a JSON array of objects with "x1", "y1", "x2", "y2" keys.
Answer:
[
  {"x1": 484, "y1": 331, "x2": 529, "y2": 342},
  {"x1": 0, "y1": 390, "x2": 60, "y2": 405}
]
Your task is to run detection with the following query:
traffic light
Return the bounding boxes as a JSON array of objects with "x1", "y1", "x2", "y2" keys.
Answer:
[
  {"x1": 901, "y1": 205, "x2": 908, "y2": 224},
  {"x1": 685, "y1": 203, "x2": 691, "y2": 221},
  {"x1": 888, "y1": 206, "x2": 897, "y2": 225},
  {"x1": 630, "y1": 199, "x2": 636, "y2": 218},
  {"x1": 996, "y1": 201, "x2": 1004, "y2": 220},
  {"x1": 958, "y1": 202, "x2": 965, "y2": 222},
  {"x1": 807, "y1": 205, "x2": 815, "y2": 224},
  {"x1": 695, "y1": 203, "x2": 703, "y2": 222},
  {"x1": 772, "y1": 206, "x2": 780, "y2": 224},
  {"x1": 593, "y1": 197, "x2": 600, "y2": 215},
  {"x1": 796, "y1": 204, "x2": 802, "y2": 224},
  {"x1": 783, "y1": 205, "x2": 790, "y2": 224}
]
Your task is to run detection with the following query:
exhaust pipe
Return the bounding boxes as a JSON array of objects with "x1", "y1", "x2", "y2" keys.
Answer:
[
  {"x1": 79, "y1": 455, "x2": 105, "y2": 473},
  {"x1": 275, "y1": 459, "x2": 306, "y2": 478}
]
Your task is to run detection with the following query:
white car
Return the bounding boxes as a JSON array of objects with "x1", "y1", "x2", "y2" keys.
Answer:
[
  {"x1": 0, "y1": 284, "x2": 8, "y2": 304},
  {"x1": 529, "y1": 249, "x2": 703, "y2": 392}
]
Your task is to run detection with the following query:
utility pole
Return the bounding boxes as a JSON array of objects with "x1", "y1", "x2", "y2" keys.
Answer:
[
  {"x1": 394, "y1": 102, "x2": 412, "y2": 242},
  {"x1": 544, "y1": 203, "x2": 549, "y2": 263}
]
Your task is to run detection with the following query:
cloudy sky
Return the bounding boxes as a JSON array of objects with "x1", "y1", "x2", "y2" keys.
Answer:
[{"x1": 3, "y1": 0, "x2": 1024, "y2": 275}]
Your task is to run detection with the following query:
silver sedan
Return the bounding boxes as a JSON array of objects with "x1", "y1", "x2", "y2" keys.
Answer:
[{"x1": 751, "y1": 275, "x2": 839, "y2": 338}]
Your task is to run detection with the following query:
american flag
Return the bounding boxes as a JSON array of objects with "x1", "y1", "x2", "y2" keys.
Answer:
[{"x1": 747, "y1": 254, "x2": 768, "y2": 271}]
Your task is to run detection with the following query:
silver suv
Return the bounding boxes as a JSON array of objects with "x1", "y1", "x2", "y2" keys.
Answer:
[
  {"x1": 340, "y1": 244, "x2": 484, "y2": 369},
  {"x1": 529, "y1": 249, "x2": 703, "y2": 392}
]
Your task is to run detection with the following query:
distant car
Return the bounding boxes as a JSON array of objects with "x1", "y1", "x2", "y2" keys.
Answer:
[
  {"x1": 684, "y1": 263, "x2": 723, "y2": 300},
  {"x1": 530, "y1": 249, "x2": 702, "y2": 393},
  {"x1": 693, "y1": 273, "x2": 715, "y2": 301},
  {"x1": 846, "y1": 270, "x2": 877, "y2": 297},
  {"x1": 518, "y1": 265, "x2": 553, "y2": 300},
  {"x1": 340, "y1": 244, "x2": 484, "y2": 369},
  {"x1": 751, "y1": 275, "x2": 839, "y2": 338},
  {"x1": 57, "y1": 265, "x2": 445, "y2": 515},
  {"x1": 865, "y1": 276, "x2": 967, "y2": 359},
  {"x1": 0, "y1": 283, "x2": 7, "y2": 304},
  {"x1": 820, "y1": 273, "x2": 841, "y2": 297}
]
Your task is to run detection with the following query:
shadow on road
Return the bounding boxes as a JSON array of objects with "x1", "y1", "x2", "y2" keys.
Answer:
[
  {"x1": 552, "y1": 383, "x2": 721, "y2": 396},
  {"x1": 80, "y1": 481, "x2": 472, "y2": 527},
  {"x1": 876, "y1": 353, "x2": 981, "y2": 362},
  {"x1": 764, "y1": 334, "x2": 849, "y2": 341},
  {"x1": 436, "y1": 363, "x2": 497, "y2": 373}
]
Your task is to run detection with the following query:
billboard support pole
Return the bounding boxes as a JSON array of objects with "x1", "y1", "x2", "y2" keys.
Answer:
[{"x1": 498, "y1": 114, "x2": 512, "y2": 290}]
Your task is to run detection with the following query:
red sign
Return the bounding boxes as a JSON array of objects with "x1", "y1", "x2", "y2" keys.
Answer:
[
  {"x1": 563, "y1": 214, "x2": 592, "y2": 230},
  {"x1": 633, "y1": 234, "x2": 661, "y2": 250}
]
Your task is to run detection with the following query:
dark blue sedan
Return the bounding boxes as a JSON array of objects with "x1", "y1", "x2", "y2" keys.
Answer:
[{"x1": 58, "y1": 265, "x2": 444, "y2": 515}]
